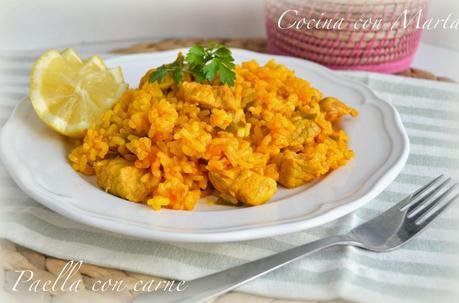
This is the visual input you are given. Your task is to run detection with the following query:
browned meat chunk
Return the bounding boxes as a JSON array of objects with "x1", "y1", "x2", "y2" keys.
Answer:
[
  {"x1": 182, "y1": 82, "x2": 240, "y2": 111},
  {"x1": 276, "y1": 151, "x2": 317, "y2": 188},
  {"x1": 94, "y1": 158, "x2": 149, "y2": 202},
  {"x1": 290, "y1": 118, "x2": 321, "y2": 146},
  {"x1": 209, "y1": 169, "x2": 277, "y2": 206},
  {"x1": 319, "y1": 97, "x2": 358, "y2": 122}
]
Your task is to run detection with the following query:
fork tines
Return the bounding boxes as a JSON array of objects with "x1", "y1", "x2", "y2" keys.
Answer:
[{"x1": 401, "y1": 175, "x2": 458, "y2": 225}]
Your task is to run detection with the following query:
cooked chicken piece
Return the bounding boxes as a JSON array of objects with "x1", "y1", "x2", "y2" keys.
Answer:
[
  {"x1": 94, "y1": 158, "x2": 149, "y2": 202},
  {"x1": 182, "y1": 82, "x2": 217, "y2": 108},
  {"x1": 209, "y1": 169, "x2": 277, "y2": 206},
  {"x1": 319, "y1": 97, "x2": 358, "y2": 122},
  {"x1": 182, "y1": 82, "x2": 240, "y2": 111},
  {"x1": 276, "y1": 151, "x2": 317, "y2": 188},
  {"x1": 214, "y1": 85, "x2": 240, "y2": 111},
  {"x1": 290, "y1": 118, "x2": 321, "y2": 146}
]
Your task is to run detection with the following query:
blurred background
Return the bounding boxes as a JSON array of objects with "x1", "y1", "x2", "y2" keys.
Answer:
[{"x1": 1, "y1": 0, "x2": 458, "y2": 78}]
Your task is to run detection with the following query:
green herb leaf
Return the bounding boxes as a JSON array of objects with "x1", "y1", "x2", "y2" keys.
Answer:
[
  {"x1": 191, "y1": 66, "x2": 206, "y2": 82},
  {"x1": 207, "y1": 40, "x2": 219, "y2": 50},
  {"x1": 186, "y1": 45, "x2": 205, "y2": 66},
  {"x1": 218, "y1": 60, "x2": 236, "y2": 86},
  {"x1": 170, "y1": 54, "x2": 184, "y2": 83},
  {"x1": 149, "y1": 65, "x2": 168, "y2": 83},
  {"x1": 172, "y1": 67, "x2": 183, "y2": 83},
  {"x1": 203, "y1": 59, "x2": 218, "y2": 82},
  {"x1": 214, "y1": 47, "x2": 232, "y2": 59},
  {"x1": 148, "y1": 43, "x2": 236, "y2": 86}
]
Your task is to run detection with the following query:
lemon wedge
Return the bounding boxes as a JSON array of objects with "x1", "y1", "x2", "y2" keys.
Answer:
[{"x1": 30, "y1": 48, "x2": 128, "y2": 138}]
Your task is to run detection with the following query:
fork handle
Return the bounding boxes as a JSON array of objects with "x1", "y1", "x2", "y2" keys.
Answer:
[{"x1": 134, "y1": 235, "x2": 353, "y2": 303}]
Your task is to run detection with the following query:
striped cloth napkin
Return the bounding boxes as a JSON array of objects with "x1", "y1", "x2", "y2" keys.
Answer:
[{"x1": 0, "y1": 50, "x2": 458, "y2": 303}]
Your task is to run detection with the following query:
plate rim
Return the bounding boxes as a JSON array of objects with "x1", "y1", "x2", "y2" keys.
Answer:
[{"x1": 0, "y1": 48, "x2": 410, "y2": 242}]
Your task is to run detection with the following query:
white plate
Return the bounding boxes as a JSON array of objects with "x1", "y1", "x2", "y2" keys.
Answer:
[{"x1": 0, "y1": 49, "x2": 409, "y2": 242}]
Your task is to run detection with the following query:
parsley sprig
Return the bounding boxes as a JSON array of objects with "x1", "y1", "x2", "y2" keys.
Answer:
[{"x1": 148, "y1": 42, "x2": 236, "y2": 86}]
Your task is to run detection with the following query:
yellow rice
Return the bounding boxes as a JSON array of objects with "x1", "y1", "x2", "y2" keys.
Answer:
[{"x1": 68, "y1": 59, "x2": 357, "y2": 210}]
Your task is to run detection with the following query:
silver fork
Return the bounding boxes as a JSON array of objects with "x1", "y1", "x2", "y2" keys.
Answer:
[{"x1": 134, "y1": 175, "x2": 458, "y2": 303}]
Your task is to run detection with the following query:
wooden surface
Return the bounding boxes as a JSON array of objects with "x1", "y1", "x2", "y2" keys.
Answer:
[{"x1": 1, "y1": 38, "x2": 450, "y2": 303}]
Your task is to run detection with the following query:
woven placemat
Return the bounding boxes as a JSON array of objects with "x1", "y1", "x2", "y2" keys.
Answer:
[
  {"x1": 0, "y1": 38, "x2": 451, "y2": 303},
  {"x1": 113, "y1": 38, "x2": 455, "y2": 82}
]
